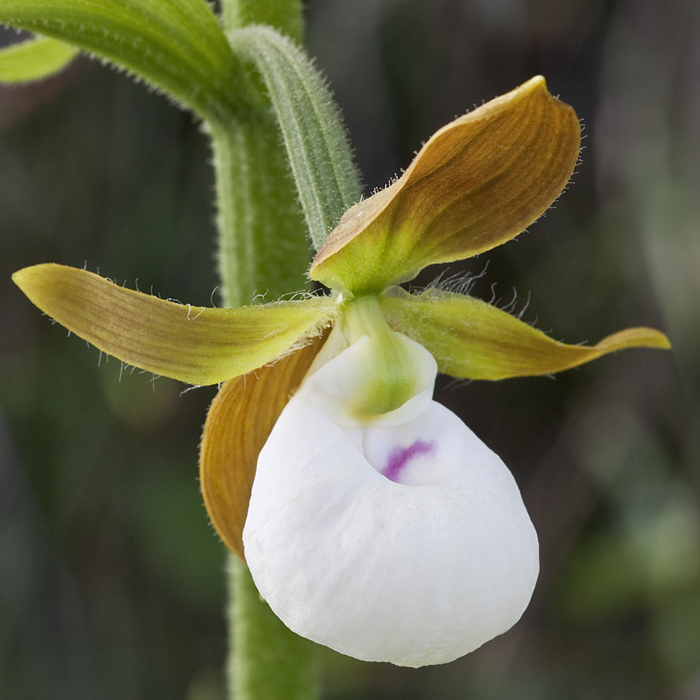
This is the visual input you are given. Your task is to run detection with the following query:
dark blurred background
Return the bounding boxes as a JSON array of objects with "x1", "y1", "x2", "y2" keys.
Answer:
[{"x1": 1, "y1": 0, "x2": 698, "y2": 698}]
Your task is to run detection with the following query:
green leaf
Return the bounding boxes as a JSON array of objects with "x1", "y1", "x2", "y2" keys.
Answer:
[
  {"x1": 229, "y1": 26, "x2": 362, "y2": 251},
  {"x1": 0, "y1": 0, "x2": 255, "y2": 124},
  {"x1": 221, "y1": 0, "x2": 304, "y2": 44},
  {"x1": 13, "y1": 264, "x2": 337, "y2": 385},
  {"x1": 310, "y1": 77, "x2": 581, "y2": 294},
  {"x1": 381, "y1": 287, "x2": 671, "y2": 380},
  {"x1": 0, "y1": 37, "x2": 78, "y2": 83}
]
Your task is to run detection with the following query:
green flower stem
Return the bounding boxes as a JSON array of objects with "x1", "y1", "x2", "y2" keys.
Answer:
[
  {"x1": 228, "y1": 557, "x2": 319, "y2": 700},
  {"x1": 210, "y1": 2, "x2": 364, "y2": 696},
  {"x1": 209, "y1": 117, "x2": 310, "y2": 308},
  {"x1": 210, "y1": 103, "x2": 319, "y2": 700},
  {"x1": 211, "y1": 4, "x2": 322, "y2": 700}
]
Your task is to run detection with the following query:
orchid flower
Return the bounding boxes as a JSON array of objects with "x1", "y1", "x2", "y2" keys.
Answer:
[{"x1": 13, "y1": 77, "x2": 670, "y2": 667}]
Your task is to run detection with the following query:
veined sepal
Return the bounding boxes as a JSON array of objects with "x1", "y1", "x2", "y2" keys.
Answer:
[{"x1": 309, "y1": 76, "x2": 581, "y2": 295}]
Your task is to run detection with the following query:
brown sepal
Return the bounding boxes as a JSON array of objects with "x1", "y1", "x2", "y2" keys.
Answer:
[{"x1": 310, "y1": 76, "x2": 581, "y2": 294}]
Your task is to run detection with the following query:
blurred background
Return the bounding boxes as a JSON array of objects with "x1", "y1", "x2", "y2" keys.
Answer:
[{"x1": 1, "y1": 0, "x2": 698, "y2": 697}]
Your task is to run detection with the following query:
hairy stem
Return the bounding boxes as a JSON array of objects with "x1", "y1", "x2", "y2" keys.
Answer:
[
  {"x1": 228, "y1": 557, "x2": 319, "y2": 700},
  {"x1": 211, "y1": 3, "x2": 321, "y2": 700},
  {"x1": 210, "y1": 117, "x2": 309, "y2": 308}
]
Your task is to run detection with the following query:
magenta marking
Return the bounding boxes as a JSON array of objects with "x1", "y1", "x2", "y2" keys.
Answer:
[{"x1": 383, "y1": 440, "x2": 436, "y2": 483}]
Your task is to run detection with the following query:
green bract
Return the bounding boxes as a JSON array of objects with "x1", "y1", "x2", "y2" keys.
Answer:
[
  {"x1": 0, "y1": 11, "x2": 361, "y2": 306},
  {"x1": 0, "y1": 0, "x2": 254, "y2": 123},
  {"x1": 228, "y1": 26, "x2": 362, "y2": 250},
  {"x1": 13, "y1": 77, "x2": 670, "y2": 559},
  {"x1": 0, "y1": 36, "x2": 78, "y2": 83}
]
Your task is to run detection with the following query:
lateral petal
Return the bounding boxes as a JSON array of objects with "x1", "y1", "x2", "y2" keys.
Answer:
[
  {"x1": 380, "y1": 287, "x2": 671, "y2": 380},
  {"x1": 310, "y1": 76, "x2": 580, "y2": 294},
  {"x1": 13, "y1": 264, "x2": 336, "y2": 385},
  {"x1": 200, "y1": 334, "x2": 326, "y2": 560}
]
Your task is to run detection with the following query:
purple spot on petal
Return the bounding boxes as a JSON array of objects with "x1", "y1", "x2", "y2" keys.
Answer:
[{"x1": 382, "y1": 440, "x2": 436, "y2": 483}]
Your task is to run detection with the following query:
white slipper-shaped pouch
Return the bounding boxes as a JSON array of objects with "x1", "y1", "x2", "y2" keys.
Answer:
[{"x1": 243, "y1": 333, "x2": 539, "y2": 667}]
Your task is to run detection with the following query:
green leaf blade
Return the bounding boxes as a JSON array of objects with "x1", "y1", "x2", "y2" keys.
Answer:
[
  {"x1": 0, "y1": 37, "x2": 79, "y2": 83},
  {"x1": 13, "y1": 264, "x2": 337, "y2": 385},
  {"x1": 0, "y1": 0, "x2": 252, "y2": 123}
]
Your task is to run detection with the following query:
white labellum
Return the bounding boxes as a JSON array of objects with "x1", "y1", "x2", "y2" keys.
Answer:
[{"x1": 243, "y1": 334, "x2": 539, "y2": 667}]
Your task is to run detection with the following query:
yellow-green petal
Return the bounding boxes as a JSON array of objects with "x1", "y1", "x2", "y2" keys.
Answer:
[
  {"x1": 13, "y1": 264, "x2": 337, "y2": 385},
  {"x1": 0, "y1": 37, "x2": 78, "y2": 84},
  {"x1": 310, "y1": 76, "x2": 581, "y2": 295},
  {"x1": 381, "y1": 287, "x2": 671, "y2": 380},
  {"x1": 200, "y1": 334, "x2": 325, "y2": 561}
]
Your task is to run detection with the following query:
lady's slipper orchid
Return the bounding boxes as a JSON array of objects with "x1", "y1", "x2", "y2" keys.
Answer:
[{"x1": 13, "y1": 77, "x2": 670, "y2": 666}]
